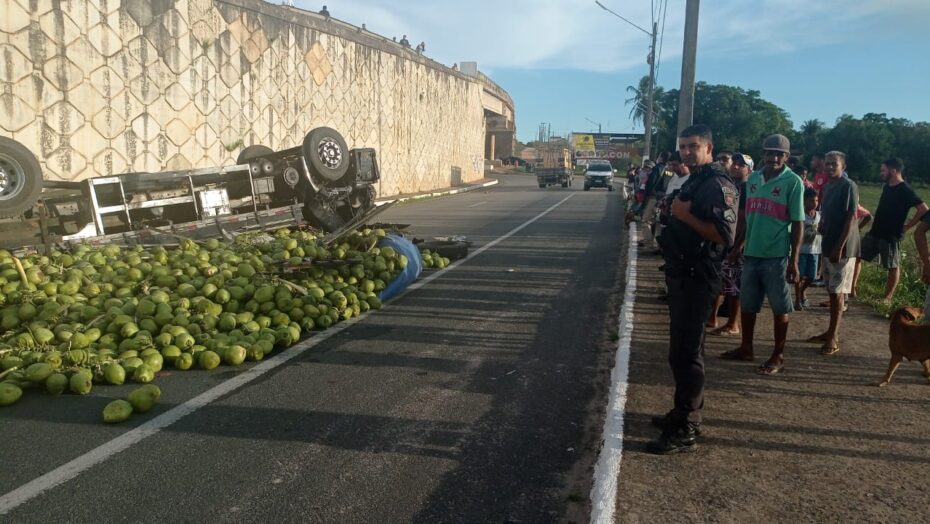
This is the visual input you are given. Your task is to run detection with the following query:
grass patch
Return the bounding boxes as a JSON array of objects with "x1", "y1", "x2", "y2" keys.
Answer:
[{"x1": 855, "y1": 183, "x2": 928, "y2": 315}]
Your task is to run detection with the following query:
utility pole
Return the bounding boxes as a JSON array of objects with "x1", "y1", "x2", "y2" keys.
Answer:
[
  {"x1": 595, "y1": 1, "x2": 657, "y2": 162},
  {"x1": 676, "y1": 0, "x2": 700, "y2": 137},
  {"x1": 643, "y1": 21, "x2": 658, "y2": 161},
  {"x1": 585, "y1": 117, "x2": 602, "y2": 133}
]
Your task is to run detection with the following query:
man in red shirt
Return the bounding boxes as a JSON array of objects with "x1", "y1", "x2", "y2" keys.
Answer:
[{"x1": 810, "y1": 154, "x2": 830, "y2": 202}]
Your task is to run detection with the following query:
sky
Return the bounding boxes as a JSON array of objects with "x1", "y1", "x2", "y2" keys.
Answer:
[{"x1": 297, "y1": 0, "x2": 930, "y2": 142}]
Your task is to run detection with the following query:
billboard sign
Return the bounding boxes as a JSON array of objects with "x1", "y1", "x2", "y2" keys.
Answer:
[
  {"x1": 573, "y1": 134, "x2": 596, "y2": 153},
  {"x1": 571, "y1": 132, "x2": 643, "y2": 160}
]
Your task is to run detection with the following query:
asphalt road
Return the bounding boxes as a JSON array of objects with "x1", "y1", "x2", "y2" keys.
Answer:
[{"x1": 0, "y1": 174, "x2": 626, "y2": 522}]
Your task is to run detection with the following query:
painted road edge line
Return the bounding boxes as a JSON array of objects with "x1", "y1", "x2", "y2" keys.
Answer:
[
  {"x1": 590, "y1": 222, "x2": 637, "y2": 524},
  {"x1": 0, "y1": 190, "x2": 574, "y2": 516},
  {"x1": 404, "y1": 193, "x2": 575, "y2": 294}
]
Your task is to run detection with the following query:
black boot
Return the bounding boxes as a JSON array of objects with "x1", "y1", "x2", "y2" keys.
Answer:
[
  {"x1": 650, "y1": 411, "x2": 702, "y2": 436},
  {"x1": 645, "y1": 424, "x2": 698, "y2": 455}
]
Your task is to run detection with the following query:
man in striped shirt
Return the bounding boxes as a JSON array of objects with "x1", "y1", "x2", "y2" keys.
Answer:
[{"x1": 720, "y1": 134, "x2": 804, "y2": 375}]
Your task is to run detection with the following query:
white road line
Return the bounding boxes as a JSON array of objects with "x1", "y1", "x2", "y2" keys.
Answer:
[
  {"x1": 0, "y1": 191, "x2": 577, "y2": 516},
  {"x1": 404, "y1": 193, "x2": 575, "y2": 293},
  {"x1": 590, "y1": 223, "x2": 637, "y2": 524},
  {"x1": 467, "y1": 201, "x2": 486, "y2": 208}
]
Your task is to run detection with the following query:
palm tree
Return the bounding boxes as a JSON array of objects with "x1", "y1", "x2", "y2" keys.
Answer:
[
  {"x1": 625, "y1": 75, "x2": 664, "y2": 128},
  {"x1": 799, "y1": 118, "x2": 826, "y2": 154}
]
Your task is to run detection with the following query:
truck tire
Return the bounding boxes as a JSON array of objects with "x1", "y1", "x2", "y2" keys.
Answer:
[
  {"x1": 608, "y1": 185, "x2": 615, "y2": 192},
  {"x1": 236, "y1": 144, "x2": 274, "y2": 164},
  {"x1": 561, "y1": 182, "x2": 568, "y2": 188},
  {"x1": 538, "y1": 183, "x2": 546, "y2": 188},
  {"x1": 416, "y1": 240, "x2": 469, "y2": 260},
  {"x1": 0, "y1": 136, "x2": 43, "y2": 218},
  {"x1": 303, "y1": 127, "x2": 349, "y2": 182}
]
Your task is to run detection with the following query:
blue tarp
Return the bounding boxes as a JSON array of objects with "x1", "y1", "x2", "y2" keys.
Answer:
[{"x1": 377, "y1": 233, "x2": 423, "y2": 301}]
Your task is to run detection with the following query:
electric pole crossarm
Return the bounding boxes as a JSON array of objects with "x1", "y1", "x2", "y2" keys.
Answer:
[
  {"x1": 584, "y1": 117, "x2": 603, "y2": 133},
  {"x1": 594, "y1": 1, "x2": 652, "y2": 36}
]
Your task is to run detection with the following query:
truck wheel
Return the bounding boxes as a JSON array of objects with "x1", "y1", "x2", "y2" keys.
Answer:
[
  {"x1": 538, "y1": 184, "x2": 546, "y2": 188},
  {"x1": 236, "y1": 144, "x2": 274, "y2": 165},
  {"x1": 609, "y1": 185, "x2": 615, "y2": 192},
  {"x1": 561, "y1": 182, "x2": 568, "y2": 188},
  {"x1": 303, "y1": 127, "x2": 349, "y2": 182},
  {"x1": 0, "y1": 136, "x2": 43, "y2": 218}
]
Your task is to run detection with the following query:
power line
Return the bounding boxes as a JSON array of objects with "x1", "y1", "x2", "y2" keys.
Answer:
[{"x1": 654, "y1": 0, "x2": 669, "y2": 86}]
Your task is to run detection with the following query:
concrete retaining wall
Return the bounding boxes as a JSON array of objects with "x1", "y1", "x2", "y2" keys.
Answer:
[{"x1": 0, "y1": 0, "x2": 491, "y2": 196}]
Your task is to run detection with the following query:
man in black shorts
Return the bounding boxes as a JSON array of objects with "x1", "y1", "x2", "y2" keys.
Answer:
[{"x1": 860, "y1": 158, "x2": 928, "y2": 303}]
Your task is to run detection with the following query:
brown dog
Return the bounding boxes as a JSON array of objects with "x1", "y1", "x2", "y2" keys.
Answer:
[{"x1": 880, "y1": 307, "x2": 930, "y2": 386}]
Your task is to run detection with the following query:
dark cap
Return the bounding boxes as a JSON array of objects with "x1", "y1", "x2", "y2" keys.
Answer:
[{"x1": 762, "y1": 134, "x2": 790, "y2": 153}]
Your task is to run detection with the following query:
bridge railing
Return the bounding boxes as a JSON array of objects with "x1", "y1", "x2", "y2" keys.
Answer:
[{"x1": 475, "y1": 72, "x2": 514, "y2": 113}]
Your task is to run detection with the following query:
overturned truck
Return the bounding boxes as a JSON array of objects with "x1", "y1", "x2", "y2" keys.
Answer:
[{"x1": 0, "y1": 128, "x2": 379, "y2": 250}]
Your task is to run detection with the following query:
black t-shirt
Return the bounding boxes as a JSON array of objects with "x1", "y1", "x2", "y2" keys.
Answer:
[{"x1": 869, "y1": 182, "x2": 922, "y2": 240}]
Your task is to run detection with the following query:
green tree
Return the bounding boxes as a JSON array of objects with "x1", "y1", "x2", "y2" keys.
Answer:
[
  {"x1": 652, "y1": 82, "x2": 793, "y2": 158},
  {"x1": 820, "y1": 114, "x2": 896, "y2": 182},
  {"x1": 625, "y1": 75, "x2": 665, "y2": 128},
  {"x1": 626, "y1": 76, "x2": 677, "y2": 156},
  {"x1": 798, "y1": 119, "x2": 826, "y2": 159},
  {"x1": 623, "y1": 80, "x2": 930, "y2": 184}
]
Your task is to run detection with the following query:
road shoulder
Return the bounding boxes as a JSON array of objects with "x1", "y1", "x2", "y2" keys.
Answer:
[{"x1": 615, "y1": 245, "x2": 930, "y2": 522}]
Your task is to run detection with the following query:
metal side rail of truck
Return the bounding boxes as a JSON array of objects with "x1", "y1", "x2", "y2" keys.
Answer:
[{"x1": 0, "y1": 127, "x2": 380, "y2": 251}]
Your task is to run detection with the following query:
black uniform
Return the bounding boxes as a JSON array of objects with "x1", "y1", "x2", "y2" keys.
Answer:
[{"x1": 658, "y1": 162, "x2": 738, "y2": 426}]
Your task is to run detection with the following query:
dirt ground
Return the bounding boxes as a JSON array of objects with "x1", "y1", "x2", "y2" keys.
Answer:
[{"x1": 616, "y1": 248, "x2": 930, "y2": 523}]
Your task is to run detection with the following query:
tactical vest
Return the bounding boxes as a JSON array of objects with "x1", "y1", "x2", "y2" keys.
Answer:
[{"x1": 659, "y1": 168, "x2": 728, "y2": 266}]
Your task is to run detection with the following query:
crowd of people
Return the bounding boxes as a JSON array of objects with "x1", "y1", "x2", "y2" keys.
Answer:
[
  {"x1": 625, "y1": 126, "x2": 927, "y2": 455},
  {"x1": 315, "y1": 6, "x2": 427, "y2": 54}
]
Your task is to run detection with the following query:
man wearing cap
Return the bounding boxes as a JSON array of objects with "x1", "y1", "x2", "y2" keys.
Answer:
[
  {"x1": 646, "y1": 124, "x2": 738, "y2": 454},
  {"x1": 708, "y1": 152, "x2": 754, "y2": 336},
  {"x1": 720, "y1": 134, "x2": 804, "y2": 375}
]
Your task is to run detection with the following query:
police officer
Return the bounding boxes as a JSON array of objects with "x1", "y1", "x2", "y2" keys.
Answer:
[{"x1": 646, "y1": 124, "x2": 738, "y2": 454}]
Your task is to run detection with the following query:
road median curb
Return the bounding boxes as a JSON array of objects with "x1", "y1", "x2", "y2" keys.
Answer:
[{"x1": 375, "y1": 179, "x2": 499, "y2": 206}]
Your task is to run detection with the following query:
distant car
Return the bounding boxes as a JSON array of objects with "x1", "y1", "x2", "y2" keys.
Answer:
[{"x1": 583, "y1": 161, "x2": 614, "y2": 191}]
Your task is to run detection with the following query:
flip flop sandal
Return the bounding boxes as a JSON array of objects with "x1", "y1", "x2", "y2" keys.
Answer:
[
  {"x1": 720, "y1": 349, "x2": 754, "y2": 361},
  {"x1": 709, "y1": 328, "x2": 740, "y2": 337},
  {"x1": 820, "y1": 343, "x2": 840, "y2": 356},
  {"x1": 757, "y1": 362, "x2": 784, "y2": 375}
]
